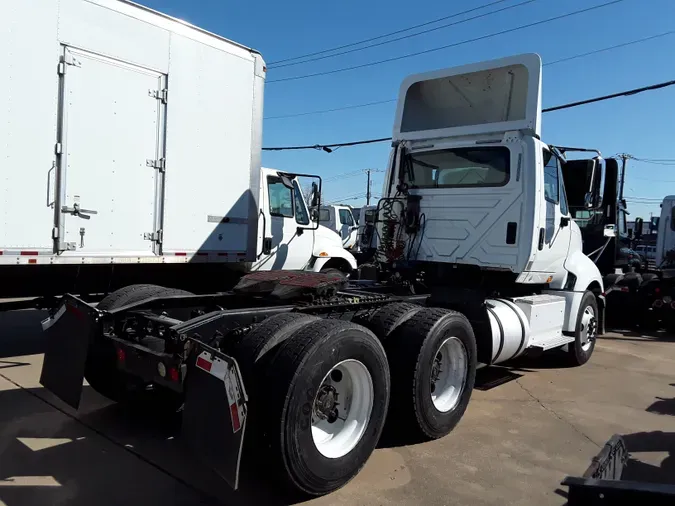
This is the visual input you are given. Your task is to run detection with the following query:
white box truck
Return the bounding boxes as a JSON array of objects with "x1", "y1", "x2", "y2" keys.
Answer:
[
  {"x1": 0, "y1": 0, "x2": 355, "y2": 306},
  {"x1": 40, "y1": 53, "x2": 607, "y2": 498}
]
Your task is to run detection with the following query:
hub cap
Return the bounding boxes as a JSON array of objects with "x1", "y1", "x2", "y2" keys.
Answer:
[
  {"x1": 580, "y1": 306, "x2": 597, "y2": 351},
  {"x1": 430, "y1": 337, "x2": 468, "y2": 413},
  {"x1": 311, "y1": 359, "x2": 373, "y2": 459}
]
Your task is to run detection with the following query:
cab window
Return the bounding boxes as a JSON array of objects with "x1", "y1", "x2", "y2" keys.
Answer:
[
  {"x1": 267, "y1": 177, "x2": 293, "y2": 218},
  {"x1": 339, "y1": 209, "x2": 354, "y2": 226},
  {"x1": 543, "y1": 150, "x2": 559, "y2": 204}
]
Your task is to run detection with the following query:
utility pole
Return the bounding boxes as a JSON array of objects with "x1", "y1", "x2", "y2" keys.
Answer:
[
  {"x1": 366, "y1": 169, "x2": 371, "y2": 206},
  {"x1": 617, "y1": 153, "x2": 629, "y2": 201}
]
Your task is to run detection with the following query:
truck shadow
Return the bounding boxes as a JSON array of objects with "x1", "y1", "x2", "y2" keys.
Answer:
[
  {"x1": 600, "y1": 328, "x2": 675, "y2": 343},
  {"x1": 0, "y1": 385, "x2": 307, "y2": 506},
  {"x1": 0, "y1": 309, "x2": 48, "y2": 359},
  {"x1": 646, "y1": 384, "x2": 675, "y2": 417}
]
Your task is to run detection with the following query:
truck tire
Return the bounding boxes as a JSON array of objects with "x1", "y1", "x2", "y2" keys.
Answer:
[
  {"x1": 604, "y1": 273, "x2": 624, "y2": 289},
  {"x1": 320, "y1": 267, "x2": 347, "y2": 279},
  {"x1": 565, "y1": 291, "x2": 598, "y2": 366},
  {"x1": 233, "y1": 312, "x2": 319, "y2": 392},
  {"x1": 617, "y1": 272, "x2": 642, "y2": 291},
  {"x1": 384, "y1": 308, "x2": 477, "y2": 440},
  {"x1": 640, "y1": 273, "x2": 658, "y2": 283},
  {"x1": 260, "y1": 319, "x2": 390, "y2": 496},
  {"x1": 361, "y1": 302, "x2": 423, "y2": 341},
  {"x1": 86, "y1": 284, "x2": 192, "y2": 405}
]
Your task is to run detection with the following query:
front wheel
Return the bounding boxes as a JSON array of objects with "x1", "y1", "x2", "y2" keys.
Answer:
[
  {"x1": 566, "y1": 291, "x2": 598, "y2": 366},
  {"x1": 260, "y1": 320, "x2": 390, "y2": 496}
]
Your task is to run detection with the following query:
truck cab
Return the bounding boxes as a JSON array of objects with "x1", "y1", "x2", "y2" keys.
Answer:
[
  {"x1": 254, "y1": 168, "x2": 357, "y2": 275},
  {"x1": 381, "y1": 54, "x2": 602, "y2": 291},
  {"x1": 376, "y1": 53, "x2": 604, "y2": 358},
  {"x1": 318, "y1": 204, "x2": 359, "y2": 250}
]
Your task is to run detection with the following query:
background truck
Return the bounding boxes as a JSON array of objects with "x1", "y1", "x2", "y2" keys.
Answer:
[
  {"x1": 0, "y1": 0, "x2": 355, "y2": 309},
  {"x1": 318, "y1": 204, "x2": 359, "y2": 250},
  {"x1": 40, "y1": 52, "x2": 607, "y2": 498}
]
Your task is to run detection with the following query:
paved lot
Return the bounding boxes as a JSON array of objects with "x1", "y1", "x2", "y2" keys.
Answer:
[{"x1": 0, "y1": 309, "x2": 674, "y2": 506}]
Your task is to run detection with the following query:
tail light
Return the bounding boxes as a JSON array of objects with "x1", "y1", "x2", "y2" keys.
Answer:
[
  {"x1": 169, "y1": 367, "x2": 180, "y2": 382},
  {"x1": 116, "y1": 348, "x2": 126, "y2": 362}
]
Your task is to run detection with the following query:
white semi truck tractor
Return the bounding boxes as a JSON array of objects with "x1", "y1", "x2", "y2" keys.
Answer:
[{"x1": 39, "y1": 51, "x2": 605, "y2": 497}]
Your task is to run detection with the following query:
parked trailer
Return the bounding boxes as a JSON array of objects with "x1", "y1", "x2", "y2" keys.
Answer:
[
  {"x1": 40, "y1": 53, "x2": 606, "y2": 497},
  {"x1": 0, "y1": 0, "x2": 355, "y2": 305}
]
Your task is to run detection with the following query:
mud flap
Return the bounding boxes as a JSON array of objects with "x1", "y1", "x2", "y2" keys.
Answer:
[
  {"x1": 39, "y1": 296, "x2": 98, "y2": 409},
  {"x1": 182, "y1": 344, "x2": 248, "y2": 490}
]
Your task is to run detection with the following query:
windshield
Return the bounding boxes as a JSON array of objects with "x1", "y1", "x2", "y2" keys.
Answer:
[
  {"x1": 572, "y1": 209, "x2": 605, "y2": 229},
  {"x1": 403, "y1": 147, "x2": 510, "y2": 188}
]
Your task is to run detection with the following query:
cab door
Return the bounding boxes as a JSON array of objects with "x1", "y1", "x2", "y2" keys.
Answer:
[
  {"x1": 337, "y1": 207, "x2": 358, "y2": 249},
  {"x1": 526, "y1": 148, "x2": 572, "y2": 278},
  {"x1": 254, "y1": 173, "x2": 314, "y2": 271}
]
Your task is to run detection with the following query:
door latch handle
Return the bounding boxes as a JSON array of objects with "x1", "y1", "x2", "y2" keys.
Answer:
[{"x1": 62, "y1": 203, "x2": 98, "y2": 220}]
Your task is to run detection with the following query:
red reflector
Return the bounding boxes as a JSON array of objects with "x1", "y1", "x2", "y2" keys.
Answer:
[
  {"x1": 230, "y1": 403, "x2": 241, "y2": 432},
  {"x1": 21, "y1": 251, "x2": 39, "y2": 256},
  {"x1": 28, "y1": 259, "x2": 37, "y2": 264},
  {"x1": 218, "y1": 252, "x2": 228, "y2": 256},
  {"x1": 197, "y1": 252, "x2": 208, "y2": 256},
  {"x1": 237, "y1": 253, "x2": 246, "y2": 257},
  {"x1": 116, "y1": 348, "x2": 126, "y2": 362},
  {"x1": 196, "y1": 356, "x2": 212, "y2": 372},
  {"x1": 174, "y1": 252, "x2": 187, "y2": 256},
  {"x1": 0, "y1": 251, "x2": 3, "y2": 255},
  {"x1": 620, "y1": 286, "x2": 630, "y2": 292},
  {"x1": 655, "y1": 287, "x2": 661, "y2": 294},
  {"x1": 169, "y1": 367, "x2": 180, "y2": 382}
]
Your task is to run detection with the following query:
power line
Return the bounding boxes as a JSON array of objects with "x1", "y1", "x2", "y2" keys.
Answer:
[
  {"x1": 262, "y1": 77, "x2": 675, "y2": 151},
  {"x1": 270, "y1": 0, "x2": 536, "y2": 69},
  {"x1": 267, "y1": 0, "x2": 513, "y2": 66},
  {"x1": 628, "y1": 156, "x2": 675, "y2": 166},
  {"x1": 264, "y1": 29, "x2": 675, "y2": 120},
  {"x1": 267, "y1": 0, "x2": 628, "y2": 83}
]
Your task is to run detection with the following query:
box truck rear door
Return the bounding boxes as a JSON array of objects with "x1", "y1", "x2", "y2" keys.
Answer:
[{"x1": 56, "y1": 47, "x2": 164, "y2": 255}]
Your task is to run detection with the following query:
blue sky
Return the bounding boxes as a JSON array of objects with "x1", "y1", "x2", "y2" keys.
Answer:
[{"x1": 142, "y1": 0, "x2": 675, "y2": 220}]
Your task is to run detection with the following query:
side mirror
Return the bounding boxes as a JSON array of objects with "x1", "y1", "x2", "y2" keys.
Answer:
[
  {"x1": 603, "y1": 225, "x2": 616, "y2": 238},
  {"x1": 310, "y1": 182, "x2": 320, "y2": 208},
  {"x1": 634, "y1": 217, "x2": 644, "y2": 239},
  {"x1": 310, "y1": 208, "x2": 319, "y2": 222},
  {"x1": 560, "y1": 216, "x2": 570, "y2": 228}
]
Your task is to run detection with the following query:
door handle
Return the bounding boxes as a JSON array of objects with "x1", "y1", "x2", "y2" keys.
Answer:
[{"x1": 62, "y1": 203, "x2": 98, "y2": 220}]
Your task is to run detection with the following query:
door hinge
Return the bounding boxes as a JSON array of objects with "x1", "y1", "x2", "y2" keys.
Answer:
[
  {"x1": 144, "y1": 230, "x2": 163, "y2": 243},
  {"x1": 148, "y1": 88, "x2": 168, "y2": 104},
  {"x1": 58, "y1": 53, "x2": 82, "y2": 75},
  {"x1": 146, "y1": 158, "x2": 166, "y2": 172},
  {"x1": 54, "y1": 142, "x2": 62, "y2": 155}
]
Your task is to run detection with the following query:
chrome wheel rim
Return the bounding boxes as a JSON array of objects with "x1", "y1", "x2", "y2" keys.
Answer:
[{"x1": 430, "y1": 337, "x2": 468, "y2": 413}]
